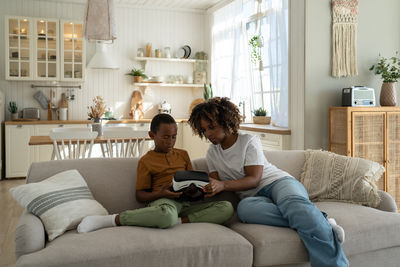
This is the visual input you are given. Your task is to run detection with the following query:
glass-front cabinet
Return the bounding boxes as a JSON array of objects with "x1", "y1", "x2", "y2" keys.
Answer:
[
  {"x1": 4, "y1": 16, "x2": 85, "y2": 81},
  {"x1": 60, "y1": 20, "x2": 85, "y2": 81},
  {"x1": 34, "y1": 19, "x2": 59, "y2": 80},
  {"x1": 5, "y1": 16, "x2": 33, "y2": 80}
]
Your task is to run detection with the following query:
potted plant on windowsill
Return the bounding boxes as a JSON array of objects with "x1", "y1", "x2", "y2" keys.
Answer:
[
  {"x1": 126, "y1": 68, "x2": 148, "y2": 83},
  {"x1": 369, "y1": 52, "x2": 400, "y2": 106},
  {"x1": 252, "y1": 107, "x2": 271, "y2": 125},
  {"x1": 8, "y1": 101, "x2": 18, "y2": 120}
]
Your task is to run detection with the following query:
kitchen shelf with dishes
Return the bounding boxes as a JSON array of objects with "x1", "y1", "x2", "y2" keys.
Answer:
[
  {"x1": 133, "y1": 55, "x2": 208, "y2": 89},
  {"x1": 133, "y1": 82, "x2": 204, "y2": 88}
]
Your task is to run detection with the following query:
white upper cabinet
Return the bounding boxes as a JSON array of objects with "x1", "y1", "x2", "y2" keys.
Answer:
[
  {"x1": 34, "y1": 19, "x2": 59, "y2": 80},
  {"x1": 5, "y1": 16, "x2": 33, "y2": 80},
  {"x1": 4, "y1": 16, "x2": 85, "y2": 82},
  {"x1": 60, "y1": 20, "x2": 85, "y2": 82}
]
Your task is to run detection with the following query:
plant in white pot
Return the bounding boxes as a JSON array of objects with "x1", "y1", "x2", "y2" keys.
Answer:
[
  {"x1": 252, "y1": 107, "x2": 271, "y2": 125},
  {"x1": 369, "y1": 52, "x2": 400, "y2": 106},
  {"x1": 8, "y1": 101, "x2": 18, "y2": 120},
  {"x1": 126, "y1": 68, "x2": 148, "y2": 83}
]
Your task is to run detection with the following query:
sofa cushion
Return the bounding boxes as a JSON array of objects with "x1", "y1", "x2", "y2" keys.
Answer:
[
  {"x1": 10, "y1": 169, "x2": 108, "y2": 241},
  {"x1": 229, "y1": 201, "x2": 400, "y2": 267},
  {"x1": 301, "y1": 150, "x2": 384, "y2": 207},
  {"x1": 27, "y1": 158, "x2": 144, "y2": 214},
  {"x1": 15, "y1": 223, "x2": 253, "y2": 267}
]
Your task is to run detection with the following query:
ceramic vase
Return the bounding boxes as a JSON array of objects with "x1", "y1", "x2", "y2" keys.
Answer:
[
  {"x1": 380, "y1": 82, "x2": 397, "y2": 106},
  {"x1": 92, "y1": 119, "x2": 103, "y2": 136}
]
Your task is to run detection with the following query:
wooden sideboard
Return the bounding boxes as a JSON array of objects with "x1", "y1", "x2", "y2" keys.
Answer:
[{"x1": 329, "y1": 106, "x2": 400, "y2": 208}]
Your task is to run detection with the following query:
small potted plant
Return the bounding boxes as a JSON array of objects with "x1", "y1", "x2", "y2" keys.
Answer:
[
  {"x1": 126, "y1": 68, "x2": 148, "y2": 83},
  {"x1": 369, "y1": 52, "x2": 400, "y2": 106},
  {"x1": 87, "y1": 96, "x2": 107, "y2": 135},
  {"x1": 8, "y1": 101, "x2": 18, "y2": 120},
  {"x1": 252, "y1": 107, "x2": 271, "y2": 125}
]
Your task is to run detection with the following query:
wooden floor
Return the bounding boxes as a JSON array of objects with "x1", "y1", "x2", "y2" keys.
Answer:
[{"x1": 0, "y1": 178, "x2": 25, "y2": 267}]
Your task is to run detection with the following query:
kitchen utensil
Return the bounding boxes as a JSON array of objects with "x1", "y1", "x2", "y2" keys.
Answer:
[
  {"x1": 57, "y1": 108, "x2": 68, "y2": 121},
  {"x1": 33, "y1": 90, "x2": 49, "y2": 109},
  {"x1": 48, "y1": 89, "x2": 53, "y2": 120}
]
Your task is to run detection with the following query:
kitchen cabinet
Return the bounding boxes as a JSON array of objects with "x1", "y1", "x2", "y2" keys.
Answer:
[
  {"x1": 6, "y1": 125, "x2": 35, "y2": 178},
  {"x1": 5, "y1": 16, "x2": 33, "y2": 80},
  {"x1": 134, "y1": 57, "x2": 207, "y2": 88},
  {"x1": 5, "y1": 123, "x2": 89, "y2": 178},
  {"x1": 329, "y1": 107, "x2": 400, "y2": 208},
  {"x1": 4, "y1": 16, "x2": 85, "y2": 81},
  {"x1": 239, "y1": 129, "x2": 291, "y2": 151},
  {"x1": 60, "y1": 20, "x2": 85, "y2": 81},
  {"x1": 34, "y1": 19, "x2": 59, "y2": 80}
]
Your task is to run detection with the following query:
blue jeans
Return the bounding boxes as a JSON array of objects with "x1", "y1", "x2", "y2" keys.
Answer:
[{"x1": 237, "y1": 177, "x2": 348, "y2": 267}]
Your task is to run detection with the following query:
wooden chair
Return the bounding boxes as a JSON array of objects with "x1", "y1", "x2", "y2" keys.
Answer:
[
  {"x1": 102, "y1": 127, "x2": 150, "y2": 158},
  {"x1": 49, "y1": 128, "x2": 98, "y2": 160}
]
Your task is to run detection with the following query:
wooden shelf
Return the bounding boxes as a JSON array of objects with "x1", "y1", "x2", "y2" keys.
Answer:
[
  {"x1": 134, "y1": 82, "x2": 203, "y2": 88},
  {"x1": 135, "y1": 57, "x2": 207, "y2": 63}
]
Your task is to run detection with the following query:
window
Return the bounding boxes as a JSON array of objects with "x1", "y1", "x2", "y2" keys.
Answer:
[
  {"x1": 245, "y1": 0, "x2": 288, "y2": 126},
  {"x1": 211, "y1": 0, "x2": 289, "y2": 127}
]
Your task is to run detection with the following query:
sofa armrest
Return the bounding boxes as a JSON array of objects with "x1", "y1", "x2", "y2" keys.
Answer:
[
  {"x1": 15, "y1": 210, "x2": 46, "y2": 259},
  {"x1": 376, "y1": 190, "x2": 398, "y2": 212}
]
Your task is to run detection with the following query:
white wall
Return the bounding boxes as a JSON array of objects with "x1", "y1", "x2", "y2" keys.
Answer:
[
  {"x1": 0, "y1": 0, "x2": 208, "y2": 120},
  {"x1": 305, "y1": 0, "x2": 400, "y2": 149}
]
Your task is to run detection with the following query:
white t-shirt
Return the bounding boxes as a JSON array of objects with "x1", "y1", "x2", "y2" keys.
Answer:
[{"x1": 206, "y1": 133, "x2": 291, "y2": 199}]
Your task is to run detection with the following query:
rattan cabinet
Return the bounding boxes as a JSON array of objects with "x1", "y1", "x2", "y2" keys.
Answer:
[{"x1": 329, "y1": 107, "x2": 400, "y2": 208}]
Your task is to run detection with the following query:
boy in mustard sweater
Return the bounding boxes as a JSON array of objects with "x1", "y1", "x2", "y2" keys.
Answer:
[{"x1": 78, "y1": 114, "x2": 233, "y2": 232}]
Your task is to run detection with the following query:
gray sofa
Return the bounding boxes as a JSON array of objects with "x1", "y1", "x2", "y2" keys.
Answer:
[{"x1": 15, "y1": 150, "x2": 400, "y2": 267}]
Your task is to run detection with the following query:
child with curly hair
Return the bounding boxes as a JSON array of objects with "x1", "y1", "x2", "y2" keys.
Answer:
[{"x1": 188, "y1": 97, "x2": 348, "y2": 267}]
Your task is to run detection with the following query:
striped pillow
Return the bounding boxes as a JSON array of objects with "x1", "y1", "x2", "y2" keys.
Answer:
[{"x1": 10, "y1": 169, "x2": 108, "y2": 241}]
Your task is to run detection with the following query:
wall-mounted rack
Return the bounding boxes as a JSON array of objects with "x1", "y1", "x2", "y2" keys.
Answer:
[{"x1": 31, "y1": 84, "x2": 82, "y2": 89}]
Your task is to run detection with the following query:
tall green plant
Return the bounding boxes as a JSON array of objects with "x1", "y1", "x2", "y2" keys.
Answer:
[{"x1": 369, "y1": 52, "x2": 400, "y2": 83}]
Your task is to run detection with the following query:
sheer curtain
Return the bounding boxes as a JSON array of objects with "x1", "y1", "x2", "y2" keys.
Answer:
[
  {"x1": 264, "y1": 0, "x2": 288, "y2": 127},
  {"x1": 211, "y1": 0, "x2": 252, "y2": 106}
]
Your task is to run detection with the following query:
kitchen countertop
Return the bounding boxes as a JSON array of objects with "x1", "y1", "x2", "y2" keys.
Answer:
[{"x1": 5, "y1": 119, "x2": 291, "y2": 135}]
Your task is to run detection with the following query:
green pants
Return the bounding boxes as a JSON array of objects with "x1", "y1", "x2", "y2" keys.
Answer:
[{"x1": 119, "y1": 198, "x2": 234, "y2": 229}]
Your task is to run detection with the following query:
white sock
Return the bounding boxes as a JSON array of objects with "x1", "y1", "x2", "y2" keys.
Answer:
[
  {"x1": 177, "y1": 217, "x2": 182, "y2": 225},
  {"x1": 77, "y1": 214, "x2": 117, "y2": 233},
  {"x1": 328, "y1": 218, "x2": 345, "y2": 243}
]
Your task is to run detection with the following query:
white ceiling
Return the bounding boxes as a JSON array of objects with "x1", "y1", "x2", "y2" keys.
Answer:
[{"x1": 43, "y1": 0, "x2": 226, "y2": 11}]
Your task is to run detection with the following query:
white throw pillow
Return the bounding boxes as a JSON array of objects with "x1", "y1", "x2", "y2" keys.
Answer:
[
  {"x1": 10, "y1": 169, "x2": 108, "y2": 241},
  {"x1": 300, "y1": 150, "x2": 385, "y2": 208}
]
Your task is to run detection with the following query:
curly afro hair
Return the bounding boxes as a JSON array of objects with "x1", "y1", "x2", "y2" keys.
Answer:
[{"x1": 188, "y1": 97, "x2": 241, "y2": 139}]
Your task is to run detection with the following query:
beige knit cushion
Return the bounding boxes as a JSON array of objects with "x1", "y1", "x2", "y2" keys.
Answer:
[{"x1": 300, "y1": 150, "x2": 385, "y2": 207}]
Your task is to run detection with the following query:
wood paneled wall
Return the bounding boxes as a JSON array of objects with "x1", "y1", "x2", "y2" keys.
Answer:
[{"x1": 0, "y1": 0, "x2": 208, "y2": 120}]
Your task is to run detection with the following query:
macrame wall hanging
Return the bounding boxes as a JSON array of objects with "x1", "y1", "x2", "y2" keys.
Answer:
[{"x1": 331, "y1": 0, "x2": 359, "y2": 77}]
